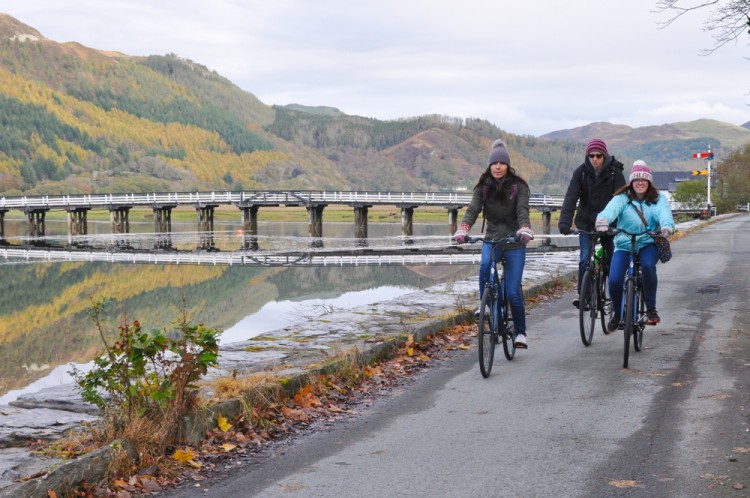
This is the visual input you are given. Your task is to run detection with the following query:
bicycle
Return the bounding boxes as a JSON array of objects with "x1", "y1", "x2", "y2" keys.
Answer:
[
  {"x1": 572, "y1": 230, "x2": 614, "y2": 346},
  {"x1": 466, "y1": 235, "x2": 520, "y2": 378},
  {"x1": 608, "y1": 227, "x2": 657, "y2": 368}
]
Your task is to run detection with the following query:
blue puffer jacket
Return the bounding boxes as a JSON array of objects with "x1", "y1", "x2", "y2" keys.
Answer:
[{"x1": 596, "y1": 192, "x2": 675, "y2": 253}]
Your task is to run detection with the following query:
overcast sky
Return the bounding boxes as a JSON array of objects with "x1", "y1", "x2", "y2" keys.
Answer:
[{"x1": 4, "y1": 0, "x2": 749, "y2": 136}]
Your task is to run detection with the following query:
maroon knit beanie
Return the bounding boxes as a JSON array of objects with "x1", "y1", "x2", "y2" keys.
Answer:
[{"x1": 585, "y1": 138, "x2": 608, "y2": 156}]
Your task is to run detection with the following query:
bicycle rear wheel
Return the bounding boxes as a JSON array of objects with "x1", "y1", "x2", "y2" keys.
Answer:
[
  {"x1": 598, "y1": 265, "x2": 614, "y2": 335},
  {"x1": 477, "y1": 290, "x2": 496, "y2": 378},
  {"x1": 633, "y1": 286, "x2": 646, "y2": 352},
  {"x1": 579, "y1": 269, "x2": 596, "y2": 346},
  {"x1": 623, "y1": 279, "x2": 635, "y2": 368}
]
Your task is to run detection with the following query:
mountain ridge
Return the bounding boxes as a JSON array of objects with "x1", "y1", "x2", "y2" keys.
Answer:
[{"x1": 1, "y1": 13, "x2": 747, "y2": 196}]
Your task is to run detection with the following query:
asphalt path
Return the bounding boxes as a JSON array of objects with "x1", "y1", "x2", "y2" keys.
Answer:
[{"x1": 167, "y1": 214, "x2": 750, "y2": 497}]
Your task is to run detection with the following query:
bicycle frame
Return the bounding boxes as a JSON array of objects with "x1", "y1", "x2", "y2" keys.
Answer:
[
  {"x1": 610, "y1": 227, "x2": 654, "y2": 368},
  {"x1": 573, "y1": 230, "x2": 613, "y2": 345},
  {"x1": 468, "y1": 235, "x2": 519, "y2": 377}
]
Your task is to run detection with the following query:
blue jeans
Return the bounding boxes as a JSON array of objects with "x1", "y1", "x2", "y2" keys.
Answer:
[
  {"x1": 608, "y1": 244, "x2": 659, "y2": 318},
  {"x1": 578, "y1": 232, "x2": 614, "y2": 294},
  {"x1": 479, "y1": 243, "x2": 527, "y2": 336}
]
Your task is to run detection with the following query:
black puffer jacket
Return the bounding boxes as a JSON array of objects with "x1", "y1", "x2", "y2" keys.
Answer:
[
  {"x1": 461, "y1": 176, "x2": 531, "y2": 250},
  {"x1": 558, "y1": 155, "x2": 626, "y2": 232}
]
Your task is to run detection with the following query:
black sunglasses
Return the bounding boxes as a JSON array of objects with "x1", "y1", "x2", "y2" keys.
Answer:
[{"x1": 588, "y1": 153, "x2": 604, "y2": 159}]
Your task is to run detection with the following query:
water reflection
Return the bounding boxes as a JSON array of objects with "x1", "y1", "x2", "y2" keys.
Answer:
[
  {"x1": 0, "y1": 218, "x2": 478, "y2": 401},
  {"x1": 0, "y1": 216, "x2": 570, "y2": 402}
]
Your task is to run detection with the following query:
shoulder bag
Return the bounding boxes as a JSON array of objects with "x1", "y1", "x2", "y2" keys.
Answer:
[{"x1": 631, "y1": 202, "x2": 671, "y2": 263}]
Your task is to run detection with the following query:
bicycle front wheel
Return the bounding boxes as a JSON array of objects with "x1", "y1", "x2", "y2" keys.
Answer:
[
  {"x1": 633, "y1": 286, "x2": 646, "y2": 352},
  {"x1": 478, "y1": 290, "x2": 496, "y2": 378},
  {"x1": 579, "y1": 269, "x2": 597, "y2": 347},
  {"x1": 598, "y1": 265, "x2": 614, "y2": 335},
  {"x1": 502, "y1": 296, "x2": 516, "y2": 360},
  {"x1": 623, "y1": 279, "x2": 635, "y2": 368}
]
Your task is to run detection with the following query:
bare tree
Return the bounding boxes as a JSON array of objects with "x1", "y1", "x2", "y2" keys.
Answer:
[{"x1": 655, "y1": 0, "x2": 750, "y2": 53}]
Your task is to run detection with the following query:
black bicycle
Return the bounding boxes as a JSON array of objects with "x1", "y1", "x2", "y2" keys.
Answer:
[
  {"x1": 573, "y1": 230, "x2": 614, "y2": 346},
  {"x1": 467, "y1": 236, "x2": 519, "y2": 378},
  {"x1": 609, "y1": 227, "x2": 656, "y2": 368}
]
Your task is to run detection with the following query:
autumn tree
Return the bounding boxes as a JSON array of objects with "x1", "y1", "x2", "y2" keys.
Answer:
[
  {"x1": 715, "y1": 143, "x2": 750, "y2": 211},
  {"x1": 673, "y1": 179, "x2": 711, "y2": 209}
]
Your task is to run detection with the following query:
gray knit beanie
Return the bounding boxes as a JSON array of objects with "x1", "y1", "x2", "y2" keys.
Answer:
[{"x1": 488, "y1": 139, "x2": 510, "y2": 167}]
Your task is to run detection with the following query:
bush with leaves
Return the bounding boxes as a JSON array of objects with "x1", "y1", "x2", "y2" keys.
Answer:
[{"x1": 71, "y1": 299, "x2": 221, "y2": 454}]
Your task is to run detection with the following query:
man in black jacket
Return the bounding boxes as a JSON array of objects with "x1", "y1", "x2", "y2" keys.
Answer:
[{"x1": 558, "y1": 138, "x2": 626, "y2": 307}]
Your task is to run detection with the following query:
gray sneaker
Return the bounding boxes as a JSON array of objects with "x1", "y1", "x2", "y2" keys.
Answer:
[{"x1": 514, "y1": 334, "x2": 528, "y2": 349}]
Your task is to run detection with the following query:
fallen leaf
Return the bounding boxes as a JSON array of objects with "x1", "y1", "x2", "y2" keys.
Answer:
[
  {"x1": 217, "y1": 415, "x2": 232, "y2": 432},
  {"x1": 734, "y1": 483, "x2": 745, "y2": 490},
  {"x1": 47, "y1": 491, "x2": 57, "y2": 498},
  {"x1": 734, "y1": 447, "x2": 750, "y2": 454},
  {"x1": 608, "y1": 480, "x2": 639, "y2": 488},
  {"x1": 173, "y1": 447, "x2": 201, "y2": 468},
  {"x1": 457, "y1": 344, "x2": 470, "y2": 350},
  {"x1": 328, "y1": 405, "x2": 350, "y2": 413},
  {"x1": 221, "y1": 443, "x2": 237, "y2": 452}
]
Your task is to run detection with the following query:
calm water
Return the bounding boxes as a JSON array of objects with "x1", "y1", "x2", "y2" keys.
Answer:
[{"x1": 0, "y1": 215, "x2": 562, "y2": 403}]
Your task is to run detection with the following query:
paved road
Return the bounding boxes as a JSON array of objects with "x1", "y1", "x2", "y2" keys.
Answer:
[{"x1": 168, "y1": 214, "x2": 750, "y2": 497}]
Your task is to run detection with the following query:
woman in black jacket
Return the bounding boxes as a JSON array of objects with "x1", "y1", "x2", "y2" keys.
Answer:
[
  {"x1": 558, "y1": 138, "x2": 626, "y2": 307},
  {"x1": 453, "y1": 139, "x2": 534, "y2": 349}
]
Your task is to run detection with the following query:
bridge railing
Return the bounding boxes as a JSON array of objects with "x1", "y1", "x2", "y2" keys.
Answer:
[{"x1": 0, "y1": 190, "x2": 565, "y2": 210}]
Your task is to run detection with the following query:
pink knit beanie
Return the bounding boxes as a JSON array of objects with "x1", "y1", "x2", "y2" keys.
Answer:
[{"x1": 629, "y1": 160, "x2": 653, "y2": 183}]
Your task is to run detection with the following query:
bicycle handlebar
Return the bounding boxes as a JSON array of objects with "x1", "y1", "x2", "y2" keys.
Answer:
[
  {"x1": 607, "y1": 227, "x2": 658, "y2": 238},
  {"x1": 571, "y1": 229, "x2": 607, "y2": 237},
  {"x1": 466, "y1": 235, "x2": 521, "y2": 245}
]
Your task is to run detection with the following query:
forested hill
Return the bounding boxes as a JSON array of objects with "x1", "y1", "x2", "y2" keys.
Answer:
[{"x1": 1, "y1": 13, "x2": 748, "y2": 196}]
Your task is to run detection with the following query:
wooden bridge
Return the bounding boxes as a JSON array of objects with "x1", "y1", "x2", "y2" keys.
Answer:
[{"x1": 0, "y1": 190, "x2": 564, "y2": 241}]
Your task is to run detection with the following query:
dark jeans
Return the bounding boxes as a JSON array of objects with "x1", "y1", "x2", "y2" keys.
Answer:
[
  {"x1": 479, "y1": 243, "x2": 527, "y2": 336},
  {"x1": 578, "y1": 233, "x2": 614, "y2": 294},
  {"x1": 608, "y1": 244, "x2": 659, "y2": 318}
]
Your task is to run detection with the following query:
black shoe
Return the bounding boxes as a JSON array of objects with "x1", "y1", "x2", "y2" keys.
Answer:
[
  {"x1": 573, "y1": 298, "x2": 580, "y2": 309},
  {"x1": 646, "y1": 310, "x2": 660, "y2": 325},
  {"x1": 607, "y1": 315, "x2": 620, "y2": 333}
]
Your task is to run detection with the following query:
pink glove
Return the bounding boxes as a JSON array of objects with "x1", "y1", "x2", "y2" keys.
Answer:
[
  {"x1": 516, "y1": 226, "x2": 534, "y2": 245},
  {"x1": 595, "y1": 218, "x2": 610, "y2": 232},
  {"x1": 453, "y1": 223, "x2": 470, "y2": 244}
]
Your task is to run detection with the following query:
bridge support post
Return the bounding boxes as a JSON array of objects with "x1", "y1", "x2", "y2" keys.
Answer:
[
  {"x1": 67, "y1": 208, "x2": 89, "y2": 237},
  {"x1": 153, "y1": 206, "x2": 174, "y2": 233},
  {"x1": 196, "y1": 205, "x2": 217, "y2": 232},
  {"x1": 400, "y1": 206, "x2": 416, "y2": 237},
  {"x1": 0, "y1": 210, "x2": 6, "y2": 241},
  {"x1": 447, "y1": 208, "x2": 460, "y2": 235},
  {"x1": 541, "y1": 209, "x2": 551, "y2": 246},
  {"x1": 353, "y1": 205, "x2": 370, "y2": 239},
  {"x1": 306, "y1": 204, "x2": 327, "y2": 246},
  {"x1": 25, "y1": 208, "x2": 48, "y2": 238},
  {"x1": 241, "y1": 205, "x2": 260, "y2": 251},
  {"x1": 110, "y1": 207, "x2": 131, "y2": 234}
]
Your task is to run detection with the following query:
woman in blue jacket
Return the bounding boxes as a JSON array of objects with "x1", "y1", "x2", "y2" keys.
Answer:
[{"x1": 595, "y1": 161, "x2": 675, "y2": 332}]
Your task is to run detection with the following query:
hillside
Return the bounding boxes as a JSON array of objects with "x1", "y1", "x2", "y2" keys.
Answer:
[
  {"x1": 542, "y1": 119, "x2": 750, "y2": 171},
  {"x1": 0, "y1": 13, "x2": 748, "y2": 197}
]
